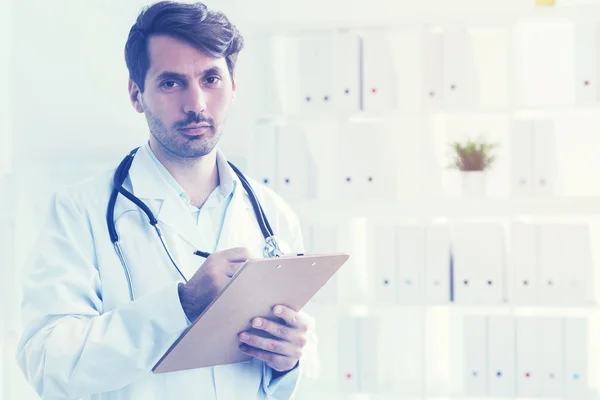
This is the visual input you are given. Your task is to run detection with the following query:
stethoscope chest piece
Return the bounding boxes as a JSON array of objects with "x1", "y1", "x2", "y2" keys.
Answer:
[{"x1": 263, "y1": 235, "x2": 283, "y2": 258}]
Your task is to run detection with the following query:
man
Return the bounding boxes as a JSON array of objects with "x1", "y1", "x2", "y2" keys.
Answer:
[{"x1": 15, "y1": 1, "x2": 317, "y2": 399}]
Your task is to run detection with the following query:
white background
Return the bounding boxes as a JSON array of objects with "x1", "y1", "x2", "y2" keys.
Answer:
[{"x1": 4, "y1": 0, "x2": 600, "y2": 399}]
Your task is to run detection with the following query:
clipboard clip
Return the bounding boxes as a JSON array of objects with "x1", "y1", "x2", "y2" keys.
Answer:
[{"x1": 263, "y1": 235, "x2": 283, "y2": 258}]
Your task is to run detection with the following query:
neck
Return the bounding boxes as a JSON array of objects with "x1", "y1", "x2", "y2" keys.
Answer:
[{"x1": 149, "y1": 140, "x2": 219, "y2": 208}]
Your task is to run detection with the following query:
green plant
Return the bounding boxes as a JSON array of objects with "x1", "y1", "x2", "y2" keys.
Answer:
[{"x1": 448, "y1": 136, "x2": 499, "y2": 171}]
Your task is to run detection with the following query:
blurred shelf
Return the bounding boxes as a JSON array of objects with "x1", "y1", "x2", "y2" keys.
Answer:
[
  {"x1": 242, "y1": 1, "x2": 600, "y2": 34},
  {"x1": 424, "y1": 395, "x2": 598, "y2": 400},
  {"x1": 288, "y1": 197, "x2": 600, "y2": 220},
  {"x1": 300, "y1": 391, "x2": 600, "y2": 400},
  {"x1": 514, "y1": 103, "x2": 600, "y2": 113},
  {"x1": 306, "y1": 303, "x2": 600, "y2": 317},
  {"x1": 254, "y1": 103, "x2": 600, "y2": 124},
  {"x1": 255, "y1": 109, "x2": 509, "y2": 123}
]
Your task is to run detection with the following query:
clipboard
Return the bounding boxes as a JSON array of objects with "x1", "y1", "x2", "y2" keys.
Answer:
[{"x1": 153, "y1": 252, "x2": 350, "y2": 374}]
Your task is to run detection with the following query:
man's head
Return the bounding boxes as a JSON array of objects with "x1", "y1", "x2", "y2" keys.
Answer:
[{"x1": 125, "y1": 1, "x2": 244, "y2": 159}]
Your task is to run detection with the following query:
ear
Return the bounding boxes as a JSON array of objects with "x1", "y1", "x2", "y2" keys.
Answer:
[
  {"x1": 231, "y1": 72, "x2": 237, "y2": 102},
  {"x1": 128, "y1": 79, "x2": 144, "y2": 113}
]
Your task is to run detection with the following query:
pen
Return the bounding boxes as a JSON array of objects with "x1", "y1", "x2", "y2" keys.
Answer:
[{"x1": 193, "y1": 250, "x2": 211, "y2": 258}]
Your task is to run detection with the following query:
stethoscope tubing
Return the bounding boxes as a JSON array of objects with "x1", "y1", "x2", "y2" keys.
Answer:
[{"x1": 107, "y1": 147, "x2": 281, "y2": 301}]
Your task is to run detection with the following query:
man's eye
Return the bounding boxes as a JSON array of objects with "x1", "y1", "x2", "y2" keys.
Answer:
[
  {"x1": 161, "y1": 81, "x2": 180, "y2": 89},
  {"x1": 205, "y1": 76, "x2": 221, "y2": 85}
]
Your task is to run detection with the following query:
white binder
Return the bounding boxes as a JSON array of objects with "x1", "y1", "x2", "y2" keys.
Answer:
[
  {"x1": 396, "y1": 225, "x2": 425, "y2": 304},
  {"x1": 532, "y1": 120, "x2": 555, "y2": 196},
  {"x1": 335, "y1": 122, "x2": 363, "y2": 199},
  {"x1": 362, "y1": 30, "x2": 397, "y2": 112},
  {"x1": 453, "y1": 223, "x2": 505, "y2": 305},
  {"x1": 487, "y1": 316, "x2": 516, "y2": 397},
  {"x1": 357, "y1": 123, "x2": 398, "y2": 200},
  {"x1": 574, "y1": 24, "x2": 599, "y2": 104},
  {"x1": 311, "y1": 32, "x2": 335, "y2": 114},
  {"x1": 561, "y1": 224, "x2": 594, "y2": 306},
  {"x1": 254, "y1": 35, "x2": 285, "y2": 115},
  {"x1": 338, "y1": 316, "x2": 359, "y2": 393},
  {"x1": 332, "y1": 31, "x2": 361, "y2": 113},
  {"x1": 424, "y1": 225, "x2": 451, "y2": 304},
  {"x1": 516, "y1": 317, "x2": 541, "y2": 397},
  {"x1": 357, "y1": 316, "x2": 381, "y2": 393},
  {"x1": 463, "y1": 316, "x2": 487, "y2": 396},
  {"x1": 538, "y1": 318, "x2": 565, "y2": 398},
  {"x1": 538, "y1": 224, "x2": 568, "y2": 306},
  {"x1": 391, "y1": 311, "x2": 424, "y2": 395},
  {"x1": 251, "y1": 123, "x2": 278, "y2": 193},
  {"x1": 370, "y1": 223, "x2": 397, "y2": 304},
  {"x1": 390, "y1": 30, "x2": 422, "y2": 112},
  {"x1": 276, "y1": 124, "x2": 313, "y2": 201},
  {"x1": 295, "y1": 34, "x2": 322, "y2": 115},
  {"x1": 564, "y1": 318, "x2": 590, "y2": 398},
  {"x1": 509, "y1": 222, "x2": 539, "y2": 305},
  {"x1": 511, "y1": 119, "x2": 534, "y2": 197},
  {"x1": 442, "y1": 27, "x2": 477, "y2": 108},
  {"x1": 422, "y1": 30, "x2": 444, "y2": 110}
]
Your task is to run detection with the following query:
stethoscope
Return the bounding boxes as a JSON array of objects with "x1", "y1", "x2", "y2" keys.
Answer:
[{"x1": 106, "y1": 147, "x2": 283, "y2": 301}]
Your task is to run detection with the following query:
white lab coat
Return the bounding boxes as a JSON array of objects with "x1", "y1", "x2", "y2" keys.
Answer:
[{"x1": 15, "y1": 146, "x2": 317, "y2": 400}]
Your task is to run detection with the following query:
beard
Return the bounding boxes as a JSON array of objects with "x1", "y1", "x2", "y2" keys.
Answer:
[{"x1": 142, "y1": 102, "x2": 223, "y2": 159}]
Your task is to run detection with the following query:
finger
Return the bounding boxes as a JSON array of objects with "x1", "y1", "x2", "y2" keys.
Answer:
[
  {"x1": 272, "y1": 305, "x2": 308, "y2": 331},
  {"x1": 250, "y1": 317, "x2": 307, "y2": 347},
  {"x1": 239, "y1": 343, "x2": 299, "y2": 372},
  {"x1": 238, "y1": 332, "x2": 302, "y2": 358}
]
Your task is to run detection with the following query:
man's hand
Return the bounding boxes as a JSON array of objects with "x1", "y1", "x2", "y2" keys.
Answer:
[
  {"x1": 178, "y1": 247, "x2": 254, "y2": 322},
  {"x1": 238, "y1": 305, "x2": 308, "y2": 373}
]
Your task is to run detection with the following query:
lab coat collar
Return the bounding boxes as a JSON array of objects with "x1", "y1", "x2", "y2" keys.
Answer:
[
  {"x1": 127, "y1": 143, "x2": 252, "y2": 251},
  {"x1": 129, "y1": 144, "x2": 236, "y2": 201}
]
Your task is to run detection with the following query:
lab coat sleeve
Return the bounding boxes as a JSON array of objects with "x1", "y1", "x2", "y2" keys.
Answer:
[
  {"x1": 262, "y1": 209, "x2": 320, "y2": 399},
  {"x1": 15, "y1": 191, "x2": 191, "y2": 399},
  {"x1": 262, "y1": 312, "x2": 319, "y2": 399}
]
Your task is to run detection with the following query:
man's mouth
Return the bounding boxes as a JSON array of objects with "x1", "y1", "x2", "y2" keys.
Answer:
[{"x1": 180, "y1": 125, "x2": 212, "y2": 135}]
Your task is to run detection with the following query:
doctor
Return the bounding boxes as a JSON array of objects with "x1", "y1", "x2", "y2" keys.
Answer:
[{"x1": 15, "y1": 1, "x2": 317, "y2": 399}]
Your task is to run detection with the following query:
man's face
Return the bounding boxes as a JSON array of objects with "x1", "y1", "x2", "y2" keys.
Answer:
[{"x1": 129, "y1": 35, "x2": 236, "y2": 159}]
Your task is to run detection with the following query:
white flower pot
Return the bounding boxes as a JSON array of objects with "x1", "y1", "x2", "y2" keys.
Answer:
[{"x1": 461, "y1": 171, "x2": 487, "y2": 197}]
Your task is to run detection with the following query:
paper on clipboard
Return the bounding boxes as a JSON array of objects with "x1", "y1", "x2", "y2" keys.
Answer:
[{"x1": 153, "y1": 253, "x2": 350, "y2": 374}]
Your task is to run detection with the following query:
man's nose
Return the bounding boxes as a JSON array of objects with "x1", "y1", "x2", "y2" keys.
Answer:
[{"x1": 183, "y1": 84, "x2": 207, "y2": 114}]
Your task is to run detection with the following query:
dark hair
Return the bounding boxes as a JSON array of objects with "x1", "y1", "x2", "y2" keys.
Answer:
[{"x1": 124, "y1": 1, "x2": 244, "y2": 92}]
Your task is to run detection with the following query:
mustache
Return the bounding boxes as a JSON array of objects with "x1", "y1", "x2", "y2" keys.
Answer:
[{"x1": 173, "y1": 113, "x2": 214, "y2": 130}]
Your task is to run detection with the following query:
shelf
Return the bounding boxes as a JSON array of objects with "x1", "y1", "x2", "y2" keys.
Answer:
[
  {"x1": 254, "y1": 103, "x2": 600, "y2": 124},
  {"x1": 255, "y1": 109, "x2": 509, "y2": 123},
  {"x1": 306, "y1": 303, "x2": 600, "y2": 316},
  {"x1": 287, "y1": 197, "x2": 600, "y2": 220},
  {"x1": 240, "y1": 1, "x2": 600, "y2": 34},
  {"x1": 301, "y1": 390, "x2": 600, "y2": 400}
]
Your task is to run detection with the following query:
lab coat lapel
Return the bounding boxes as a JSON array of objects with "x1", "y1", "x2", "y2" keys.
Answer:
[
  {"x1": 214, "y1": 184, "x2": 257, "y2": 253},
  {"x1": 156, "y1": 190, "x2": 205, "y2": 251},
  {"x1": 127, "y1": 145, "x2": 204, "y2": 253}
]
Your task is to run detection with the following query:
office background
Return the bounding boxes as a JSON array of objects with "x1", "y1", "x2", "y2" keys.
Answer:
[{"x1": 2, "y1": 0, "x2": 600, "y2": 398}]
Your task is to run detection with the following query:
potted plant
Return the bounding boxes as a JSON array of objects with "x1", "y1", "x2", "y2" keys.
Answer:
[{"x1": 448, "y1": 136, "x2": 499, "y2": 196}]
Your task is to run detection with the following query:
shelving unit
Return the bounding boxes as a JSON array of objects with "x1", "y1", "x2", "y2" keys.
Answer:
[
  {"x1": 288, "y1": 197, "x2": 600, "y2": 220},
  {"x1": 226, "y1": 2, "x2": 600, "y2": 399}
]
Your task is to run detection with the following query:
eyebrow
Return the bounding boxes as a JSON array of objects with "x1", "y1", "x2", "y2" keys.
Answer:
[{"x1": 155, "y1": 67, "x2": 225, "y2": 82}]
